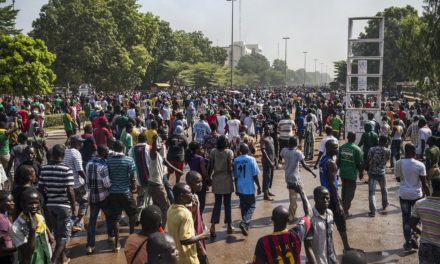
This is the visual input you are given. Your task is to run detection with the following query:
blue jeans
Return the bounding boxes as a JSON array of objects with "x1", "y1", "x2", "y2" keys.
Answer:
[
  {"x1": 87, "y1": 201, "x2": 113, "y2": 247},
  {"x1": 163, "y1": 176, "x2": 174, "y2": 204},
  {"x1": 239, "y1": 194, "x2": 256, "y2": 229},
  {"x1": 262, "y1": 164, "x2": 273, "y2": 193},
  {"x1": 399, "y1": 197, "x2": 420, "y2": 242},
  {"x1": 211, "y1": 194, "x2": 232, "y2": 224},
  {"x1": 368, "y1": 173, "x2": 388, "y2": 213},
  {"x1": 419, "y1": 243, "x2": 440, "y2": 264}
]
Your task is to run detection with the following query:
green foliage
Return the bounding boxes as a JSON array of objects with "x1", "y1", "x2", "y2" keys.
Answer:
[
  {"x1": 162, "y1": 60, "x2": 228, "y2": 88},
  {"x1": 31, "y1": 0, "x2": 152, "y2": 90},
  {"x1": 333, "y1": 60, "x2": 347, "y2": 84},
  {"x1": 0, "y1": 0, "x2": 20, "y2": 35},
  {"x1": 236, "y1": 53, "x2": 270, "y2": 84},
  {"x1": 0, "y1": 34, "x2": 56, "y2": 96}
]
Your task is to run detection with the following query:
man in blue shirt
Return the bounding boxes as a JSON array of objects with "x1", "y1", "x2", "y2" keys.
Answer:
[
  {"x1": 192, "y1": 114, "x2": 211, "y2": 143},
  {"x1": 233, "y1": 143, "x2": 261, "y2": 236},
  {"x1": 319, "y1": 139, "x2": 351, "y2": 252}
]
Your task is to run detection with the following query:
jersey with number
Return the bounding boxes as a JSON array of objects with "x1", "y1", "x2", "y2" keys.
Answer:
[
  {"x1": 253, "y1": 216, "x2": 311, "y2": 264},
  {"x1": 233, "y1": 154, "x2": 259, "y2": 195}
]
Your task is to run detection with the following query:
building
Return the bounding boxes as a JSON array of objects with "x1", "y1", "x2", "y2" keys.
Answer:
[{"x1": 223, "y1": 41, "x2": 262, "y2": 67}]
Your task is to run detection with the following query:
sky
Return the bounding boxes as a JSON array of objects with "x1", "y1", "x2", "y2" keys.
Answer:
[{"x1": 11, "y1": 0, "x2": 423, "y2": 76}]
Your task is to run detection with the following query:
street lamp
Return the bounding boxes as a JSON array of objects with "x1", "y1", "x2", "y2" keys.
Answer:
[
  {"x1": 303, "y1": 51, "x2": 308, "y2": 88},
  {"x1": 227, "y1": 0, "x2": 236, "y2": 89},
  {"x1": 282, "y1": 37, "x2": 290, "y2": 86},
  {"x1": 320, "y1": 63, "x2": 324, "y2": 86},
  {"x1": 314, "y1": 59, "x2": 318, "y2": 87}
]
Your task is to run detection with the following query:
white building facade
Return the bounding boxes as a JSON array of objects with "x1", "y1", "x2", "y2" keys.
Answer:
[{"x1": 223, "y1": 41, "x2": 262, "y2": 67}]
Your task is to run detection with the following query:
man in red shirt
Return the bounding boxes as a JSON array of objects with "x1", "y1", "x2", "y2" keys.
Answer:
[
  {"x1": 253, "y1": 182, "x2": 315, "y2": 264},
  {"x1": 17, "y1": 106, "x2": 28, "y2": 132},
  {"x1": 93, "y1": 119, "x2": 113, "y2": 146}
]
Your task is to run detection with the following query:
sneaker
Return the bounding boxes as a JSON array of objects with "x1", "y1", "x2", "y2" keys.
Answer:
[
  {"x1": 239, "y1": 223, "x2": 248, "y2": 236},
  {"x1": 382, "y1": 203, "x2": 389, "y2": 211},
  {"x1": 227, "y1": 224, "x2": 235, "y2": 234},
  {"x1": 368, "y1": 212, "x2": 375, "y2": 217},
  {"x1": 72, "y1": 225, "x2": 82, "y2": 232},
  {"x1": 86, "y1": 246, "x2": 95, "y2": 255},
  {"x1": 403, "y1": 241, "x2": 412, "y2": 251},
  {"x1": 114, "y1": 243, "x2": 121, "y2": 253},
  {"x1": 410, "y1": 235, "x2": 419, "y2": 249}
]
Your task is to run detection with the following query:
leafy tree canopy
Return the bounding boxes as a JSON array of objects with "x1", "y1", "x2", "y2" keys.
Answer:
[
  {"x1": 0, "y1": 34, "x2": 56, "y2": 96},
  {"x1": 0, "y1": 0, "x2": 20, "y2": 35}
]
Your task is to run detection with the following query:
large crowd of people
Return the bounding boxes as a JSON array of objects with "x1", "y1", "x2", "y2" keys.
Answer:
[{"x1": 0, "y1": 87, "x2": 439, "y2": 264}]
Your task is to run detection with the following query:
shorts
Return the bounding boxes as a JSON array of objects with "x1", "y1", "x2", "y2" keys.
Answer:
[
  {"x1": 168, "y1": 160, "x2": 184, "y2": 175},
  {"x1": 47, "y1": 206, "x2": 72, "y2": 243},
  {"x1": 328, "y1": 195, "x2": 347, "y2": 232},
  {"x1": 106, "y1": 193, "x2": 137, "y2": 222}
]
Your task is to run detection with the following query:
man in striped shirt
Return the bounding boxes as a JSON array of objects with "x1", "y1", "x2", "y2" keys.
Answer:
[
  {"x1": 411, "y1": 176, "x2": 440, "y2": 263},
  {"x1": 39, "y1": 144, "x2": 76, "y2": 264},
  {"x1": 107, "y1": 140, "x2": 137, "y2": 252},
  {"x1": 85, "y1": 144, "x2": 112, "y2": 254}
]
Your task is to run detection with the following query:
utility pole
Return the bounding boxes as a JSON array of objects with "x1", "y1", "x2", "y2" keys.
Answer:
[
  {"x1": 303, "y1": 51, "x2": 308, "y2": 88},
  {"x1": 320, "y1": 63, "x2": 324, "y2": 86},
  {"x1": 282, "y1": 37, "x2": 290, "y2": 87},
  {"x1": 239, "y1": 0, "x2": 242, "y2": 41},
  {"x1": 227, "y1": 0, "x2": 236, "y2": 89},
  {"x1": 314, "y1": 59, "x2": 318, "y2": 87}
]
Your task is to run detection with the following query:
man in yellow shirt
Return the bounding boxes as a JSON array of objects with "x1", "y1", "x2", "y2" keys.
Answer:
[
  {"x1": 166, "y1": 183, "x2": 209, "y2": 264},
  {"x1": 145, "y1": 120, "x2": 158, "y2": 145}
]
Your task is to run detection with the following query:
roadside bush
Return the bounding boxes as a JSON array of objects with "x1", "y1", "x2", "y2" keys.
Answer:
[{"x1": 44, "y1": 112, "x2": 88, "y2": 128}]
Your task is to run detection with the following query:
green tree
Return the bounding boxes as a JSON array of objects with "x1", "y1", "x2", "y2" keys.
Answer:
[
  {"x1": 236, "y1": 53, "x2": 270, "y2": 84},
  {"x1": 0, "y1": 34, "x2": 56, "y2": 96},
  {"x1": 272, "y1": 59, "x2": 287, "y2": 72},
  {"x1": 31, "y1": 0, "x2": 151, "y2": 90},
  {"x1": 0, "y1": 0, "x2": 20, "y2": 35},
  {"x1": 357, "y1": 6, "x2": 420, "y2": 88},
  {"x1": 333, "y1": 60, "x2": 347, "y2": 85}
]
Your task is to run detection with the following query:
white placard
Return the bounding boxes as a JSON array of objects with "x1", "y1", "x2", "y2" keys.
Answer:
[
  {"x1": 358, "y1": 60, "x2": 367, "y2": 75},
  {"x1": 358, "y1": 76, "x2": 367, "y2": 91}
]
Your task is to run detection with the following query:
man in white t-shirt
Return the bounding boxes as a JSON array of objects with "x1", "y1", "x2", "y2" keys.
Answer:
[
  {"x1": 314, "y1": 126, "x2": 337, "y2": 170},
  {"x1": 416, "y1": 118, "x2": 432, "y2": 159},
  {"x1": 281, "y1": 137, "x2": 317, "y2": 222},
  {"x1": 216, "y1": 109, "x2": 227, "y2": 135},
  {"x1": 63, "y1": 135, "x2": 88, "y2": 232},
  {"x1": 395, "y1": 143, "x2": 430, "y2": 251},
  {"x1": 226, "y1": 112, "x2": 241, "y2": 141}
]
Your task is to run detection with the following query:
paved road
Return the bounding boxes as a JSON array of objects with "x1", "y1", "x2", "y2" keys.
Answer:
[{"x1": 45, "y1": 129, "x2": 418, "y2": 264}]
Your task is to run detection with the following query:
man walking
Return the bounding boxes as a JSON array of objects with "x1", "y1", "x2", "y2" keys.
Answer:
[
  {"x1": 365, "y1": 135, "x2": 391, "y2": 217},
  {"x1": 39, "y1": 144, "x2": 76, "y2": 264},
  {"x1": 63, "y1": 135, "x2": 87, "y2": 232},
  {"x1": 280, "y1": 136, "x2": 316, "y2": 222},
  {"x1": 319, "y1": 139, "x2": 351, "y2": 251},
  {"x1": 337, "y1": 132, "x2": 363, "y2": 217},
  {"x1": 260, "y1": 126, "x2": 275, "y2": 201},
  {"x1": 234, "y1": 143, "x2": 262, "y2": 236},
  {"x1": 395, "y1": 143, "x2": 430, "y2": 251},
  {"x1": 85, "y1": 144, "x2": 112, "y2": 254},
  {"x1": 106, "y1": 140, "x2": 137, "y2": 252}
]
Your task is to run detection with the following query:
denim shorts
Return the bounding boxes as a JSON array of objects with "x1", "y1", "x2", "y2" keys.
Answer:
[{"x1": 47, "y1": 206, "x2": 72, "y2": 242}]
